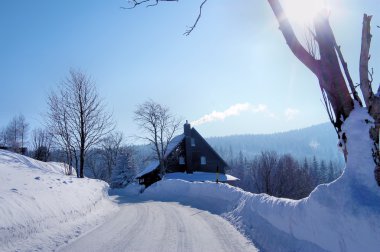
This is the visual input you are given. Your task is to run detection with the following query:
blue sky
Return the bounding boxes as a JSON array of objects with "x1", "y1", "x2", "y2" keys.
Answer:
[{"x1": 0, "y1": 0, "x2": 379, "y2": 140}]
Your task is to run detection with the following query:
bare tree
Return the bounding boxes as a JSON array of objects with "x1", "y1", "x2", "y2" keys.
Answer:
[
  {"x1": 18, "y1": 114, "x2": 29, "y2": 152},
  {"x1": 250, "y1": 151, "x2": 278, "y2": 195},
  {"x1": 0, "y1": 127, "x2": 7, "y2": 147},
  {"x1": 5, "y1": 117, "x2": 18, "y2": 150},
  {"x1": 3, "y1": 114, "x2": 29, "y2": 153},
  {"x1": 31, "y1": 128, "x2": 53, "y2": 161},
  {"x1": 272, "y1": 154, "x2": 312, "y2": 199},
  {"x1": 86, "y1": 149, "x2": 107, "y2": 180},
  {"x1": 47, "y1": 69, "x2": 114, "y2": 178},
  {"x1": 248, "y1": 151, "x2": 313, "y2": 199},
  {"x1": 101, "y1": 131, "x2": 124, "y2": 182},
  {"x1": 47, "y1": 90, "x2": 77, "y2": 175},
  {"x1": 134, "y1": 99, "x2": 181, "y2": 176}
]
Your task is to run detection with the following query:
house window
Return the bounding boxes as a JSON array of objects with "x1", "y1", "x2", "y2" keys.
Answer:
[
  {"x1": 191, "y1": 138, "x2": 196, "y2": 147},
  {"x1": 179, "y1": 156, "x2": 185, "y2": 165},
  {"x1": 201, "y1": 156, "x2": 206, "y2": 165}
]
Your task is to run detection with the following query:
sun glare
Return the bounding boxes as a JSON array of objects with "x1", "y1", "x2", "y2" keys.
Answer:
[{"x1": 281, "y1": 0, "x2": 329, "y2": 25}]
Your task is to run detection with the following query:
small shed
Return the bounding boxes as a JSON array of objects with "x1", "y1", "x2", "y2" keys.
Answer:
[{"x1": 136, "y1": 122, "x2": 238, "y2": 187}]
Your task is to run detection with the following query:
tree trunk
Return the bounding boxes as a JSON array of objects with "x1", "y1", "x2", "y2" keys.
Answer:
[
  {"x1": 359, "y1": 14, "x2": 380, "y2": 186},
  {"x1": 80, "y1": 148, "x2": 85, "y2": 178},
  {"x1": 74, "y1": 151, "x2": 78, "y2": 176},
  {"x1": 313, "y1": 11, "x2": 354, "y2": 127}
]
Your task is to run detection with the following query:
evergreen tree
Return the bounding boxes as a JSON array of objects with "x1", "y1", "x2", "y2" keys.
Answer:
[
  {"x1": 110, "y1": 146, "x2": 137, "y2": 188},
  {"x1": 320, "y1": 160, "x2": 328, "y2": 183},
  {"x1": 228, "y1": 145, "x2": 234, "y2": 165},
  {"x1": 303, "y1": 158, "x2": 310, "y2": 172},
  {"x1": 328, "y1": 161, "x2": 335, "y2": 182},
  {"x1": 311, "y1": 156, "x2": 320, "y2": 185},
  {"x1": 238, "y1": 150, "x2": 244, "y2": 167}
]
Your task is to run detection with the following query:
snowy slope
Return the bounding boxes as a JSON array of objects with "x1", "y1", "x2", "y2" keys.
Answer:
[
  {"x1": 0, "y1": 150, "x2": 118, "y2": 252},
  {"x1": 142, "y1": 107, "x2": 380, "y2": 252}
]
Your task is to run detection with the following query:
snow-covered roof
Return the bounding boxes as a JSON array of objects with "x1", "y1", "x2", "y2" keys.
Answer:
[
  {"x1": 164, "y1": 134, "x2": 185, "y2": 159},
  {"x1": 136, "y1": 134, "x2": 185, "y2": 178},
  {"x1": 135, "y1": 160, "x2": 160, "y2": 178},
  {"x1": 163, "y1": 172, "x2": 239, "y2": 182}
]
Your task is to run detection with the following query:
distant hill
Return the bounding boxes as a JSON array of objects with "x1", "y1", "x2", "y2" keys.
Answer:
[{"x1": 206, "y1": 123, "x2": 344, "y2": 163}]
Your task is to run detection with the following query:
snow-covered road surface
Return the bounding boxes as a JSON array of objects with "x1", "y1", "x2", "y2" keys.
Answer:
[{"x1": 58, "y1": 198, "x2": 258, "y2": 252}]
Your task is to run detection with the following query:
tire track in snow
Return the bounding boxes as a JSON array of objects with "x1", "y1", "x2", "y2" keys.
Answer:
[{"x1": 58, "y1": 199, "x2": 258, "y2": 252}]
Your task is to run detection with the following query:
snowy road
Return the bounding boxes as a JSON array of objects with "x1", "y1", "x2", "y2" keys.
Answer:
[{"x1": 58, "y1": 198, "x2": 257, "y2": 252}]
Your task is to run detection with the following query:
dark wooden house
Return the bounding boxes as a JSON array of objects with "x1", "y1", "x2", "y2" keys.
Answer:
[{"x1": 136, "y1": 121, "x2": 237, "y2": 187}]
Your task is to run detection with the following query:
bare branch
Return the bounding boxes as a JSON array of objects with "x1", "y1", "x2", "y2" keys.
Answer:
[
  {"x1": 121, "y1": 0, "x2": 150, "y2": 9},
  {"x1": 183, "y1": 0, "x2": 208, "y2": 36},
  {"x1": 267, "y1": 0, "x2": 320, "y2": 75},
  {"x1": 334, "y1": 43, "x2": 363, "y2": 105},
  {"x1": 359, "y1": 14, "x2": 374, "y2": 108},
  {"x1": 121, "y1": 0, "x2": 178, "y2": 10},
  {"x1": 134, "y1": 99, "x2": 181, "y2": 176},
  {"x1": 304, "y1": 27, "x2": 319, "y2": 59},
  {"x1": 122, "y1": 0, "x2": 207, "y2": 36}
]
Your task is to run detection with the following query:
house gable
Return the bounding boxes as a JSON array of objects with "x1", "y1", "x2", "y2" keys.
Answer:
[{"x1": 186, "y1": 128, "x2": 228, "y2": 174}]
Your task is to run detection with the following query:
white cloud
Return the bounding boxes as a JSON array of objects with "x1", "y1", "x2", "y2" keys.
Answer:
[
  {"x1": 191, "y1": 103, "x2": 270, "y2": 126},
  {"x1": 284, "y1": 108, "x2": 300, "y2": 120}
]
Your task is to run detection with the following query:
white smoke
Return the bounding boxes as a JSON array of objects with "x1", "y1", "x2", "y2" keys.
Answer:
[{"x1": 191, "y1": 103, "x2": 268, "y2": 126}]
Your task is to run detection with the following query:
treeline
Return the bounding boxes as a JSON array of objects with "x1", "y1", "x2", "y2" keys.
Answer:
[
  {"x1": 0, "y1": 70, "x2": 175, "y2": 189},
  {"x1": 0, "y1": 113, "x2": 139, "y2": 188},
  {"x1": 228, "y1": 150, "x2": 343, "y2": 199}
]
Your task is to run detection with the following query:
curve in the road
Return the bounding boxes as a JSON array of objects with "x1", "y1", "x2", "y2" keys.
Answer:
[{"x1": 58, "y1": 200, "x2": 258, "y2": 252}]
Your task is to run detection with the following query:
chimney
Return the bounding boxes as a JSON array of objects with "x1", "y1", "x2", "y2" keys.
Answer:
[
  {"x1": 184, "y1": 120, "x2": 191, "y2": 137},
  {"x1": 184, "y1": 120, "x2": 193, "y2": 174}
]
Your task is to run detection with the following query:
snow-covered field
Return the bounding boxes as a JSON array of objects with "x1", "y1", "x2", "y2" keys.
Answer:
[
  {"x1": 0, "y1": 150, "x2": 118, "y2": 252},
  {"x1": 139, "y1": 107, "x2": 380, "y2": 252}
]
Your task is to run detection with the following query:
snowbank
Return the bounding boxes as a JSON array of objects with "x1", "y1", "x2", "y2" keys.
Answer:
[
  {"x1": 143, "y1": 107, "x2": 380, "y2": 252},
  {"x1": 109, "y1": 182, "x2": 145, "y2": 196},
  {"x1": 0, "y1": 150, "x2": 118, "y2": 252}
]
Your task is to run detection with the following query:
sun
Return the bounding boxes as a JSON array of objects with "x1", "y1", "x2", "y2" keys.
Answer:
[{"x1": 281, "y1": 0, "x2": 329, "y2": 25}]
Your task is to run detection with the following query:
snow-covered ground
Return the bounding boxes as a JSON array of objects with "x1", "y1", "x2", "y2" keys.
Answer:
[
  {"x1": 139, "y1": 107, "x2": 380, "y2": 251},
  {"x1": 2, "y1": 107, "x2": 379, "y2": 252},
  {"x1": 0, "y1": 150, "x2": 118, "y2": 252}
]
